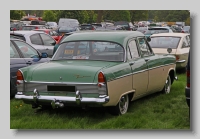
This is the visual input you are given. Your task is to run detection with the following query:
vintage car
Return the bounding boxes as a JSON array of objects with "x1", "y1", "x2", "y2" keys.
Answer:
[
  {"x1": 148, "y1": 33, "x2": 190, "y2": 70},
  {"x1": 15, "y1": 31, "x2": 177, "y2": 115}
]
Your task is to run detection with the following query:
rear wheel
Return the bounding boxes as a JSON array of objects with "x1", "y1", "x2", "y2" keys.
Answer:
[
  {"x1": 109, "y1": 94, "x2": 129, "y2": 115},
  {"x1": 162, "y1": 75, "x2": 171, "y2": 94}
]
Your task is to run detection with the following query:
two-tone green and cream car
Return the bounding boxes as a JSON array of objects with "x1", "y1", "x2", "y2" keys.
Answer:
[{"x1": 15, "y1": 31, "x2": 177, "y2": 115}]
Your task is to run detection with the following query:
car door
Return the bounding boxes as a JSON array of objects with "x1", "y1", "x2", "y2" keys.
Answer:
[
  {"x1": 39, "y1": 33, "x2": 56, "y2": 57},
  {"x1": 29, "y1": 33, "x2": 46, "y2": 54},
  {"x1": 127, "y1": 39, "x2": 148, "y2": 98},
  {"x1": 136, "y1": 37, "x2": 164, "y2": 94},
  {"x1": 13, "y1": 40, "x2": 49, "y2": 65}
]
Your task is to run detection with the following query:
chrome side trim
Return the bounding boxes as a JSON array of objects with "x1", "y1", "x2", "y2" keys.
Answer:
[
  {"x1": 25, "y1": 81, "x2": 97, "y2": 85},
  {"x1": 114, "y1": 63, "x2": 175, "y2": 80}
]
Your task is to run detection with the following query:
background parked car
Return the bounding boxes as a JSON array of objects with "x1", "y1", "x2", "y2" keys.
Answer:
[
  {"x1": 10, "y1": 38, "x2": 50, "y2": 97},
  {"x1": 182, "y1": 26, "x2": 190, "y2": 34},
  {"x1": 149, "y1": 33, "x2": 190, "y2": 70},
  {"x1": 79, "y1": 24, "x2": 96, "y2": 30},
  {"x1": 57, "y1": 26, "x2": 80, "y2": 35},
  {"x1": 136, "y1": 26, "x2": 149, "y2": 34},
  {"x1": 46, "y1": 22, "x2": 58, "y2": 30},
  {"x1": 10, "y1": 31, "x2": 56, "y2": 57},
  {"x1": 114, "y1": 21, "x2": 134, "y2": 31},
  {"x1": 95, "y1": 25, "x2": 126, "y2": 31},
  {"x1": 21, "y1": 25, "x2": 47, "y2": 30},
  {"x1": 32, "y1": 29, "x2": 62, "y2": 42},
  {"x1": 144, "y1": 27, "x2": 174, "y2": 38}
]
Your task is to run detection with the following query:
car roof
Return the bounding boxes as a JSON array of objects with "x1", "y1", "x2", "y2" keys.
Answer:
[
  {"x1": 62, "y1": 31, "x2": 144, "y2": 46},
  {"x1": 10, "y1": 30, "x2": 46, "y2": 35},
  {"x1": 151, "y1": 33, "x2": 190, "y2": 37}
]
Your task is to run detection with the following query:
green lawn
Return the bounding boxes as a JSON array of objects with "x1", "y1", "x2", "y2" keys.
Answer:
[{"x1": 10, "y1": 72, "x2": 190, "y2": 129}]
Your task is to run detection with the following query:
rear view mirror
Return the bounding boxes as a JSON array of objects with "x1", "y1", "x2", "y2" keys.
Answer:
[{"x1": 41, "y1": 52, "x2": 48, "y2": 58}]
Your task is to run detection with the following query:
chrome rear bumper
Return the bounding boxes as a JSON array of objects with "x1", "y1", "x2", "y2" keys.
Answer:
[{"x1": 15, "y1": 89, "x2": 109, "y2": 108}]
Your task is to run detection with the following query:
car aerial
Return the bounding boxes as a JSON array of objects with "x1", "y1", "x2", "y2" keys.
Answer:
[
  {"x1": 185, "y1": 49, "x2": 190, "y2": 117},
  {"x1": 46, "y1": 22, "x2": 58, "y2": 30},
  {"x1": 114, "y1": 21, "x2": 134, "y2": 31},
  {"x1": 10, "y1": 38, "x2": 50, "y2": 97},
  {"x1": 182, "y1": 26, "x2": 190, "y2": 34},
  {"x1": 10, "y1": 31, "x2": 57, "y2": 57},
  {"x1": 148, "y1": 33, "x2": 190, "y2": 70},
  {"x1": 21, "y1": 25, "x2": 47, "y2": 31},
  {"x1": 144, "y1": 27, "x2": 174, "y2": 38},
  {"x1": 15, "y1": 31, "x2": 177, "y2": 115},
  {"x1": 32, "y1": 29, "x2": 62, "y2": 42}
]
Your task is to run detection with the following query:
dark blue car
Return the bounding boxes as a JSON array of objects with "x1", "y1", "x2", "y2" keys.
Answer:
[{"x1": 10, "y1": 38, "x2": 51, "y2": 97}]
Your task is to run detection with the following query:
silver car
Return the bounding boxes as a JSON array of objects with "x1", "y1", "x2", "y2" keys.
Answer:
[{"x1": 10, "y1": 31, "x2": 56, "y2": 57}]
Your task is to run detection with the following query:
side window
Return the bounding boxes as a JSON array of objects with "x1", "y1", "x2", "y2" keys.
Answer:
[
  {"x1": 10, "y1": 41, "x2": 20, "y2": 58},
  {"x1": 137, "y1": 38, "x2": 152, "y2": 57},
  {"x1": 30, "y1": 34, "x2": 43, "y2": 45},
  {"x1": 14, "y1": 40, "x2": 39, "y2": 58},
  {"x1": 49, "y1": 31, "x2": 54, "y2": 36},
  {"x1": 127, "y1": 40, "x2": 139, "y2": 60},
  {"x1": 182, "y1": 37, "x2": 189, "y2": 48},
  {"x1": 40, "y1": 33, "x2": 55, "y2": 46},
  {"x1": 186, "y1": 35, "x2": 190, "y2": 47}
]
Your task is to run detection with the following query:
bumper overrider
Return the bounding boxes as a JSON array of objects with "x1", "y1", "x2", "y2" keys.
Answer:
[{"x1": 15, "y1": 89, "x2": 110, "y2": 109}]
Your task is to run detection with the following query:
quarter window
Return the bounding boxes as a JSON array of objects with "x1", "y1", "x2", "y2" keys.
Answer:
[
  {"x1": 127, "y1": 40, "x2": 139, "y2": 60},
  {"x1": 137, "y1": 38, "x2": 152, "y2": 57}
]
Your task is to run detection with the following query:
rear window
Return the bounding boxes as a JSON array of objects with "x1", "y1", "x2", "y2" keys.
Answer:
[
  {"x1": 149, "y1": 36, "x2": 181, "y2": 49},
  {"x1": 10, "y1": 35, "x2": 26, "y2": 41},
  {"x1": 53, "y1": 41, "x2": 124, "y2": 62}
]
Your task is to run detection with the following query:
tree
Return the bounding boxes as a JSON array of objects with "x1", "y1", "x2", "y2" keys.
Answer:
[
  {"x1": 10, "y1": 10, "x2": 25, "y2": 20},
  {"x1": 42, "y1": 10, "x2": 56, "y2": 22},
  {"x1": 130, "y1": 10, "x2": 148, "y2": 23}
]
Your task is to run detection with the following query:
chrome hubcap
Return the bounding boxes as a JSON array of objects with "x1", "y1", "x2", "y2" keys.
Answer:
[
  {"x1": 165, "y1": 76, "x2": 171, "y2": 94},
  {"x1": 119, "y1": 95, "x2": 129, "y2": 114}
]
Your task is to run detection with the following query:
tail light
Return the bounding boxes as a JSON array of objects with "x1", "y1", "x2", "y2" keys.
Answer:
[
  {"x1": 175, "y1": 55, "x2": 180, "y2": 61},
  {"x1": 98, "y1": 72, "x2": 105, "y2": 87},
  {"x1": 35, "y1": 27, "x2": 39, "y2": 29},
  {"x1": 186, "y1": 69, "x2": 190, "y2": 87},
  {"x1": 92, "y1": 27, "x2": 95, "y2": 30},
  {"x1": 16, "y1": 70, "x2": 24, "y2": 85},
  {"x1": 182, "y1": 30, "x2": 185, "y2": 33}
]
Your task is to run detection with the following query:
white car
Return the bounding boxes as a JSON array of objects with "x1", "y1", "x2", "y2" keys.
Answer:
[
  {"x1": 149, "y1": 33, "x2": 190, "y2": 69},
  {"x1": 10, "y1": 31, "x2": 56, "y2": 58}
]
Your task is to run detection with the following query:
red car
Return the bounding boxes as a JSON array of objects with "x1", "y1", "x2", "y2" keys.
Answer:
[{"x1": 33, "y1": 29, "x2": 62, "y2": 42}]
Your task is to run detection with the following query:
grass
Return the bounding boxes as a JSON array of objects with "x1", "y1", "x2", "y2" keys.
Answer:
[{"x1": 10, "y1": 71, "x2": 190, "y2": 129}]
